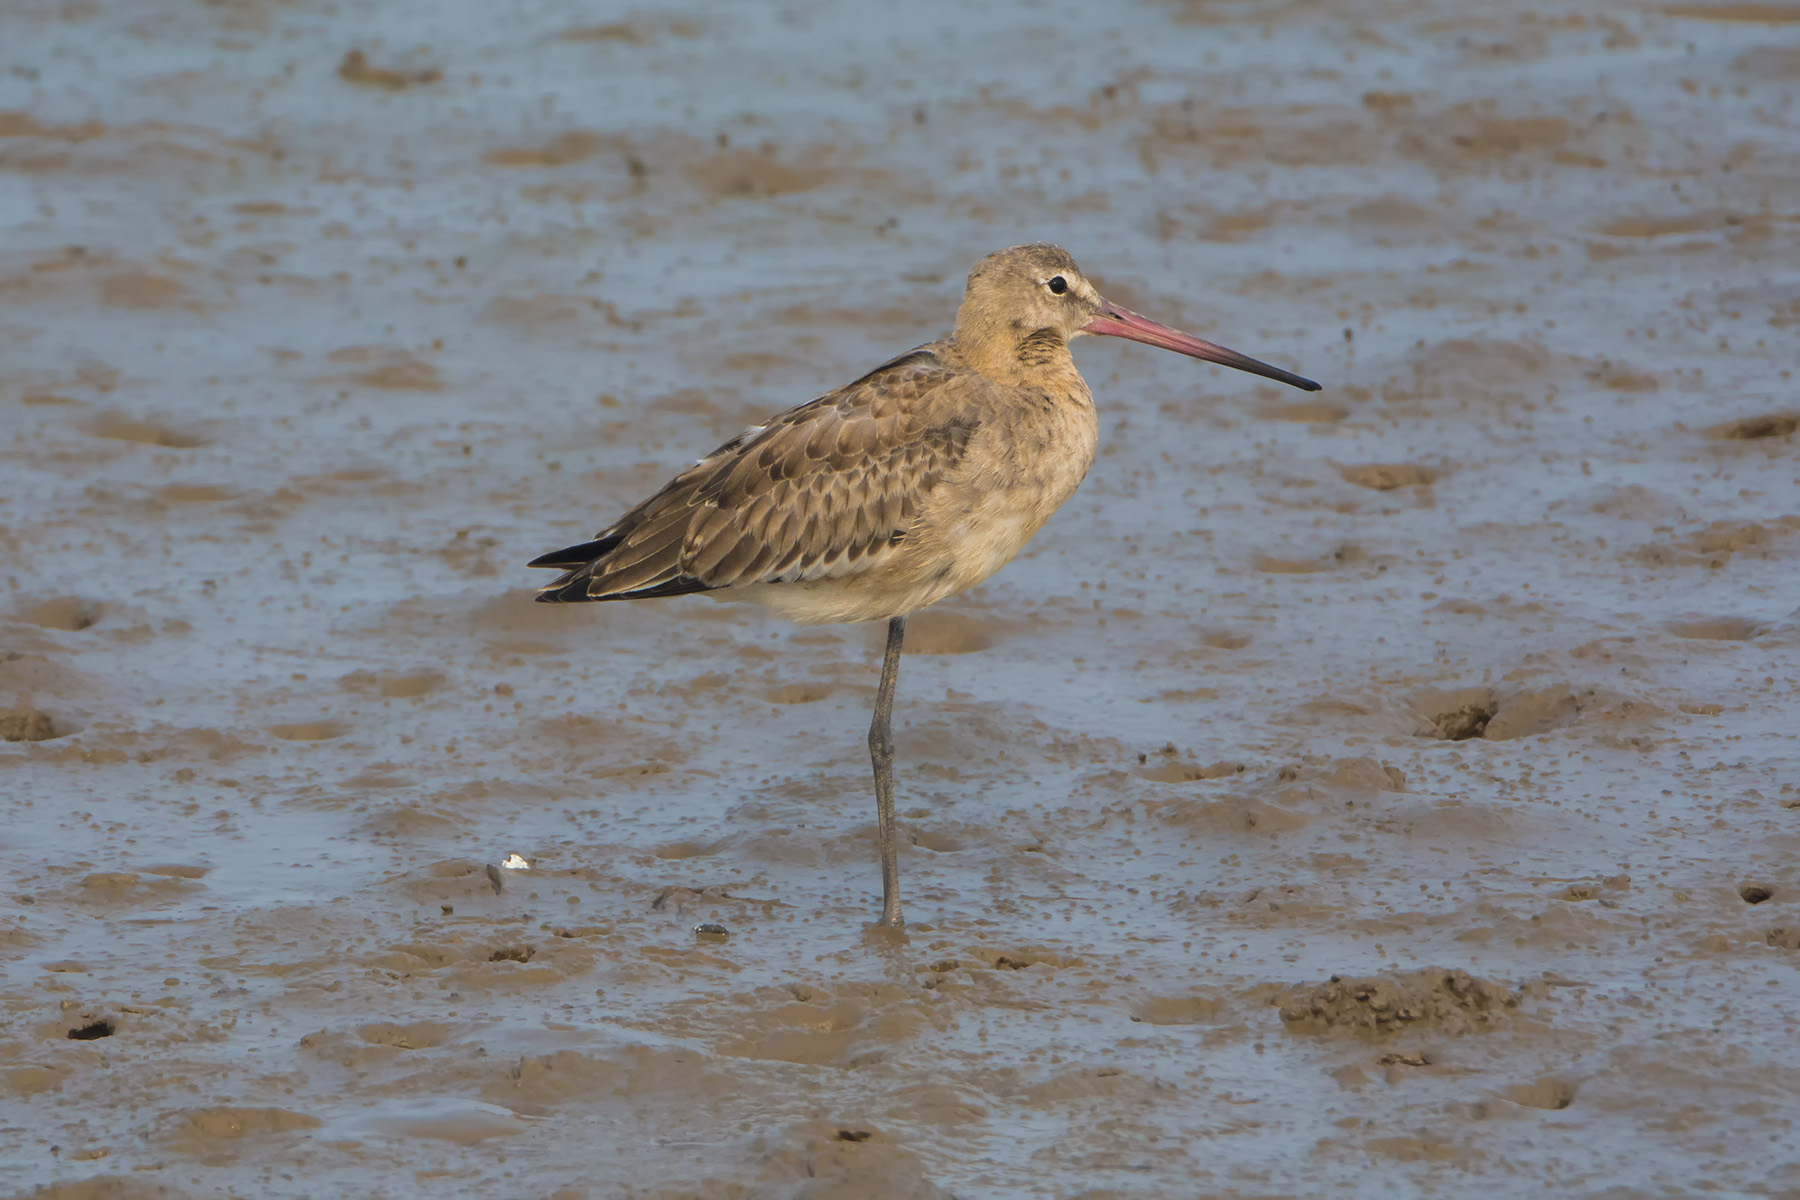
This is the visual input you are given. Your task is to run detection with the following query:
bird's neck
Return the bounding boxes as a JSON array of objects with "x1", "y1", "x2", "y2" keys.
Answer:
[{"x1": 950, "y1": 323, "x2": 1078, "y2": 388}]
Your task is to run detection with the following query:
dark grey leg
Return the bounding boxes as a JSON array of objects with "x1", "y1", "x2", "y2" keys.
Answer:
[{"x1": 869, "y1": 615, "x2": 907, "y2": 928}]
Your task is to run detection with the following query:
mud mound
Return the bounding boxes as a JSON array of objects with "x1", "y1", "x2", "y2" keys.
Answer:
[
  {"x1": 1147, "y1": 756, "x2": 1407, "y2": 839},
  {"x1": 1134, "y1": 757, "x2": 1244, "y2": 783},
  {"x1": 1278, "y1": 969, "x2": 1520, "y2": 1036},
  {"x1": 167, "y1": 1105, "x2": 321, "y2": 1149},
  {"x1": 1629, "y1": 517, "x2": 1800, "y2": 568},
  {"x1": 1337, "y1": 462, "x2": 1439, "y2": 491},
  {"x1": 758, "y1": 1118, "x2": 955, "y2": 1200},
  {"x1": 1407, "y1": 684, "x2": 1651, "y2": 742},
  {"x1": 336, "y1": 49, "x2": 441, "y2": 91},
  {"x1": 1131, "y1": 992, "x2": 1227, "y2": 1026},
  {"x1": 1668, "y1": 615, "x2": 1763, "y2": 641},
  {"x1": 17, "y1": 596, "x2": 102, "y2": 631},
  {"x1": 318, "y1": 345, "x2": 442, "y2": 391},
  {"x1": 1710, "y1": 412, "x2": 1798, "y2": 440},
  {"x1": 337, "y1": 668, "x2": 448, "y2": 698},
  {"x1": 1, "y1": 707, "x2": 60, "y2": 742},
  {"x1": 482, "y1": 129, "x2": 628, "y2": 168},
  {"x1": 1503, "y1": 1076, "x2": 1580, "y2": 1110},
  {"x1": 82, "y1": 411, "x2": 209, "y2": 448},
  {"x1": 15, "y1": 1180, "x2": 195, "y2": 1200}
]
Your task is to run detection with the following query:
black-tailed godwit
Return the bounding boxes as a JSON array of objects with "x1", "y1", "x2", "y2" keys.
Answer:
[{"x1": 531, "y1": 243, "x2": 1320, "y2": 928}]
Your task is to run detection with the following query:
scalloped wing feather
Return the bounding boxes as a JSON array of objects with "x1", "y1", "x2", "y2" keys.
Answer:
[{"x1": 533, "y1": 348, "x2": 982, "y2": 601}]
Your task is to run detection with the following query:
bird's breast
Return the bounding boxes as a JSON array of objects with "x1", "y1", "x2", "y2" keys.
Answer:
[
  {"x1": 924, "y1": 384, "x2": 1100, "y2": 591},
  {"x1": 979, "y1": 382, "x2": 1100, "y2": 503}
]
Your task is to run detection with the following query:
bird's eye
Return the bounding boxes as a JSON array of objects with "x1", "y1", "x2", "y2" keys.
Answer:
[{"x1": 1047, "y1": 275, "x2": 1068, "y2": 295}]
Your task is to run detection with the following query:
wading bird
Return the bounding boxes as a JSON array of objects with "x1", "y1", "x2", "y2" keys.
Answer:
[{"x1": 530, "y1": 243, "x2": 1320, "y2": 928}]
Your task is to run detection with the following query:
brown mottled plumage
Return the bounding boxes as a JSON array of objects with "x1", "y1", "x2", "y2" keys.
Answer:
[
  {"x1": 531, "y1": 347, "x2": 985, "y2": 621},
  {"x1": 530, "y1": 243, "x2": 1319, "y2": 927}
]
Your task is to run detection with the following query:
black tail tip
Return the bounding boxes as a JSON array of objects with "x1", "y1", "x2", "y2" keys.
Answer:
[
  {"x1": 534, "y1": 577, "x2": 593, "y2": 603},
  {"x1": 528, "y1": 535, "x2": 621, "y2": 571}
]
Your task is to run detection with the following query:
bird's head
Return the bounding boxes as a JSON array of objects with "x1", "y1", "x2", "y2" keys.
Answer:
[{"x1": 954, "y1": 242, "x2": 1320, "y2": 391}]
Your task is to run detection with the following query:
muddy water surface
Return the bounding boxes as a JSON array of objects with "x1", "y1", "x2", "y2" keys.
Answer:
[{"x1": 3, "y1": 0, "x2": 1799, "y2": 1196}]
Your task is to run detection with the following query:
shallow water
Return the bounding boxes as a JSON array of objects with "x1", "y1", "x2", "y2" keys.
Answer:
[{"x1": 3, "y1": 0, "x2": 1798, "y2": 1195}]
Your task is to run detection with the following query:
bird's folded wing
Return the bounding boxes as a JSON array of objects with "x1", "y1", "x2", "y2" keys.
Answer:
[{"x1": 540, "y1": 349, "x2": 980, "y2": 600}]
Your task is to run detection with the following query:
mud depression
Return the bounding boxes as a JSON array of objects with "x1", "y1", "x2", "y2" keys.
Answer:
[{"x1": 2, "y1": 0, "x2": 1798, "y2": 1196}]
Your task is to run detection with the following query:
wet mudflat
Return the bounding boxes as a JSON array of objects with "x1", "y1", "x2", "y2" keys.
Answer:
[{"x1": 2, "y1": 0, "x2": 1798, "y2": 1196}]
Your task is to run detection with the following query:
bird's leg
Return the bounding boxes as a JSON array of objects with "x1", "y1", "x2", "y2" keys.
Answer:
[{"x1": 869, "y1": 615, "x2": 907, "y2": 928}]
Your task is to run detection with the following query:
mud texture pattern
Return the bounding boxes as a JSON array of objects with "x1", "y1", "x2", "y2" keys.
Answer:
[{"x1": 1278, "y1": 969, "x2": 1520, "y2": 1036}]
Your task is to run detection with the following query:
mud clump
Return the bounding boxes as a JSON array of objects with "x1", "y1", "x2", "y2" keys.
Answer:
[
  {"x1": 358, "y1": 1021, "x2": 451, "y2": 1049},
  {"x1": 1411, "y1": 684, "x2": 1626, "y2": 742},
  {"x1": 483, "y1": 129, "x2": 621, "y2": 169},
  {"x1": 1431, "y1": 700, "x2": 1495, "y2": 741},
  {"x1": 67, "y1": 1018, "x2": 116, "y2": 1040},
  {"x1": 1710, "y1": 413, "x2": 1798, "y2": 440},
  {"x1": 169, "y1": 1105, "x2": 322, "y2": 1149},
  {"x1": 1504, "y1": 1076, "x2": 1579, "y2": 1110},
  {"x1": 337, "y1": 49, "x2": 441, "y2": 91},
  {"x1": 1278, "y1": 969, "x2": 1520, "y2": 1036},
  {"x1": 1669, "y1": 616, "x2": 1763, "y2": 641},
  {"x1": 83, "y1": 411, "x2": 210, "y2": 448},
  {"x1": 19, "y1": 596, "x2": 100, "y2": 631},
  {"x1": 1, "y1": 707, "x2": 59, "y2": 742},
  {"x1": 1135, "y1": 758, "x2": 1244, "y2": 783},
  {"x1": 1631, "y1": 517, "x2": 1800, "y2": 569},
  {"x1": 1338, "y1": 462, "x2": 1439, "y2": 491}
]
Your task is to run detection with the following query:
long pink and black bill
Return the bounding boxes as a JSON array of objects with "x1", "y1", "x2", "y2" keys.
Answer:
[{"x1": 1084, "y1": 302, "x2": 1320, "y2": 392}]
